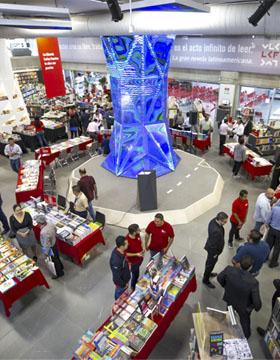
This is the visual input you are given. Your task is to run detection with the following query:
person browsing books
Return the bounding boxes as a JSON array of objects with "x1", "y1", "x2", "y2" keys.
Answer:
[
  {"x1": 145, "y1": 213, "x2": 174, "y2": 259},
  {"x1": 110, "y1": 236, "x2": 130, "y2": 300},
  {"x1": 36, "y1": 215, "x2": 64, "y2": 280},
  {"x1": 78, "y1": 168, "x2": 98, "y2": 221},
  {"x1": 217, "y1": 255, "x2": 262, "y2": 339},
  {"x1": 125, "y1": 224, "x2": 144, "y2": 291},
  {"x1": 71, "y1": 185, "x2": 89, "y2": 219}
]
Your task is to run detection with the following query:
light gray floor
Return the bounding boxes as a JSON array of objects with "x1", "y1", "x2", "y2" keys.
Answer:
[
  {"x1": 0, "y1": 129, "x2": 278, "y2": 360},
  {"x1": 71, "y1": 151, "x2": 218, "y2": 213}
]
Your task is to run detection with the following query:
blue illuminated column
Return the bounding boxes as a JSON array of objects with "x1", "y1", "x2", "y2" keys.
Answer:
[{"x1": 101, "y1": 35, "x2": 180, "y2": 178}]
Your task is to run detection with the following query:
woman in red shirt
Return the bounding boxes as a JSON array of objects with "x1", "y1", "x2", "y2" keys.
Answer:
[
  {"x1": 32, "y1": 117, "x2": 49, "y2": 148},
  {"x1": 125, "y1": 223, "x2": 144, "y2": 291}
]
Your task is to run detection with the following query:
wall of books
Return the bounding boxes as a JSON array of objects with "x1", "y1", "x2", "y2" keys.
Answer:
[
  {"x1": 265, "y1": 297, "x2": 280, "y2": 359},
  {"x1": 0, "y1": 39, "x2": 30, "y2": 133}
]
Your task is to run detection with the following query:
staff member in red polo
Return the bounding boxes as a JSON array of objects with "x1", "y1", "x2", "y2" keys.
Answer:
[
  {"x1": 145, "y1": 213, "x2": 174, "y2": 259},
  {"x1": 125, "y1": 223, "x2": 144, "y2": 291},
  {"x1": 228, "y1": 189, "x2": 249, "y2": 248}
]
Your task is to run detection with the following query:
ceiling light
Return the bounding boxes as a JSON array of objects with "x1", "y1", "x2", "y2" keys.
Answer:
[{"x1": 248, "y1": 0, "x2": 276, "y2": 27}]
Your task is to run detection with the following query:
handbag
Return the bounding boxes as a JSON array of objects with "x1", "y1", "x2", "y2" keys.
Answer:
[{"x1": 45, "y1": 256, "x2": 57, "y2": 276}]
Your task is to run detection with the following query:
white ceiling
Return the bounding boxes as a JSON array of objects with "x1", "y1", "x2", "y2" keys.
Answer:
[{"x1": 0, "y1": 0, "x2": 260, "y2": 15}]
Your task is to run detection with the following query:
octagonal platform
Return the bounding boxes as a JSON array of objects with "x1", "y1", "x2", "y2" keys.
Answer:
[{"x1": 68, "y1": 150, "x2": 223, "y2": 229}]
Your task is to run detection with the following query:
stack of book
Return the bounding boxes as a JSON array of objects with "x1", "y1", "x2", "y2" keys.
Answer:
[
  {"x1": 73, "y1": 255, "x2": 195, "y2": 359},
  {"x1": 45, "y1": 136, "x2": 91, "y2": 154},
  {"x1": 265, "y1": 298, "x2": 280, "y2": 359},
  {"x1": 16, "y1": 160, "x2": 40, "y2": 193},
  {"x1": 0, "y1": 237, "x2": 38, "y2": 293},
  {"x1": 22, "y1": 199, "x2": 101, "y2": 246}
]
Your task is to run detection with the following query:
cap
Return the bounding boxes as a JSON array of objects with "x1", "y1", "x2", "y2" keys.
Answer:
[{"x1": 36, "y1": 215, "x2": 47, "y2": 225}]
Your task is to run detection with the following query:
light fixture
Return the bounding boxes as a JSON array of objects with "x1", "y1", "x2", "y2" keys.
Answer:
[
  {"x1": 248, "y1": 0, "x2": 276, "y2": 27},
  {"x1": 121, "y1": 0, "x2": 209, "y2": 13},
  {"x1": 105, "y1": 0, "x2": 123, "y2": 22},
  {"x1": 0, "y1": 3, "x2": 71, "y2": 30}
]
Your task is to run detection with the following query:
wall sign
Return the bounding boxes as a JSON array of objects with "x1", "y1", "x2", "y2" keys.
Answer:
[
  {"x1": 37, "y1": 37, "x2": 66, "y2": 98},
  {"x1": 59, "y1": 36, "x2": 280, "y2": 76}
]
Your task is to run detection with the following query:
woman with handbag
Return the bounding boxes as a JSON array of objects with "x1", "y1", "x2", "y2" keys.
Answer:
[{"x1": 9, "y1": 204, "x2": 37, "y2": 261}]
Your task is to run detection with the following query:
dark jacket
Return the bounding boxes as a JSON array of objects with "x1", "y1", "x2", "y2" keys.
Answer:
[
  {"x1": 244, "y1": 120, "x2": 253, "y2": 137},
  {"x1": 110, "y1": 248, "x2": 130, "y2": 288},
  {"x1": 69, "y1": 114, "x2": 80, "y2": 128},
  {"x1": 217, "y1": 266, "x2": 262, "y2": 314},
  {"x1": 272, "y1": 279, "x2": 280, "y2": 310},
  {"x1": 204, "y1": 218, "x2": 225, "y2": 255}
]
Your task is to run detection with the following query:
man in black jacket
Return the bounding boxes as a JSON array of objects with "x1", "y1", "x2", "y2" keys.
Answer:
[
  {"x1": 217, "y1": 255, "x2": 262, "y2": 339},
  {"x1": 203, "y1": 212, "x2": 228, "y2": 289},
  {"x1": 110, "y1": 236, "x2": 130, "y2": 300}
]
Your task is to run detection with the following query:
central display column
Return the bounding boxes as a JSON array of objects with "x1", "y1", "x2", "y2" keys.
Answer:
[{"x1": 101, "y1": 35, "x2": 180, "y2": 178}]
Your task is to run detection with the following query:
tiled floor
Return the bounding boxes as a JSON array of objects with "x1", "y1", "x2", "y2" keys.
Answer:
[{"x1": 0, "y1": 131, "x2": 278, "y2": 359}]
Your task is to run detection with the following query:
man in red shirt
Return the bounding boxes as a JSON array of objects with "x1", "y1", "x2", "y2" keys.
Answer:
[
  {"x1": 145, "y1": 213, "x2": 174, "y2": 259},
  {"x1": 125, "y1": 224, "x2": 144, "y2": 290},
  {"x1": 228, "y1": 190, "x2": 249, "y2": 248},
  {"x1": 78, "y1": 168, "x2": 98, "y2": 221}
]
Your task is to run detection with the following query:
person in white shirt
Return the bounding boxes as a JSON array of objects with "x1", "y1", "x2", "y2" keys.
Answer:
[
  {"x1": 87, "y1": 119, "x2": 99, "y2": 141},
  {"x1": 4, "y1": 137, "x2": 23, "y2": 173},
  {"x1": 254, "y1": 188, "x2": 275, "y2": 231},
  {"x1": 233, "y1": 118, "x2": 245, "y2": 142},
  {"x1": 219, "y1": 118, "x2": 229, "y2": 155}
]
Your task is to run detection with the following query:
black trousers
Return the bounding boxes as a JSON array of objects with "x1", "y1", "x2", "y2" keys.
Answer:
[
  {"x1": 219, "y1": 134, "x2": 226, "y2": 155},
  {"x1": 51, "y1": 244, "x2": 64, "y2": 277},
  {"x1": 232, "y1": 161, "x2": 243, "y2": 175},
  {"x1": 203, "y1": 251, "x2": 219, "y2": 283},
  {"x1": 130, "y1": 261, "x2": 142, "y2": 290},
  {"x1": 266, "y1": 226, "x2": 280, "y2": 265},
  {"x1": 229, "y1": 305, "x2": 251, "y2": 339},
  {"x1": 0, "y1": 205, "x2": 10, "y2": 232},
  {"x1": 228, "y1": 221, "x2": 241, "y2": 244}
]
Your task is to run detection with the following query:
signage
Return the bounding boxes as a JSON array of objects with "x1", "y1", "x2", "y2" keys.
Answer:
[
  {"x1": 59, "y1": 36, "x2": 280, "y2": 76},
  {"x1": 36, "y1": 37, "x2": 66, "y2": 98}
]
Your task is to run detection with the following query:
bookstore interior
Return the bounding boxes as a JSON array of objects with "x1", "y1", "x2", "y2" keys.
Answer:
[{"x1": 1, "y1": 0, "x2": 280, "y2": 359}]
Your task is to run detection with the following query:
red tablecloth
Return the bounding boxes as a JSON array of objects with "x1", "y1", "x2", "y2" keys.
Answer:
[
  {"x1": 35, "y1": 138, "x2": 92, "y2": 165},
  {"x1": 0, "y1": 268, "x2": 49, "y2": 317},
  {"x1": 223, "y1": 145, "x2": 273, "y2": 180},
  {"x1": 15, "y1": 163, "x2": 44, "y2": 204},
  {"x1": 173, "y1": 133, "x2": 211, "y2": 152},
  {"x1": 34, "y1": 226, "x2": 105, "y2": 266},
  {"x1": 97, "y1": 274, "x2": 197, "y2": 360},
  {"x1": 97, "y1": 133, "x2": 111, "y2": 144}
]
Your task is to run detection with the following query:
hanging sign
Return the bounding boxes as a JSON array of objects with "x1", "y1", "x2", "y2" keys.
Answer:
[{"x1": 36, "y1": 37, "x2": 66, "y2": 98}]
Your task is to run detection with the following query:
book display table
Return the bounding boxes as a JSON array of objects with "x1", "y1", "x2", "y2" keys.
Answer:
[
  {"x1": 223, "y1": 143, "x2": 273, "y2": 180},
  {"x1": 35, "y1": 136, "x2": 92, "y2": 165},
  {"x1": 170, "y1": 128, "x2": 211, "y2": 152},
  {"x1": 22, "y1": 200, "x2": 105, "y2": 266},
  {"x1": 0, "y1": 268, "x2": 49, "y2": 317},
  {"x1": 15, "y1": 160, "x2": 44, "y2": 204},
  {"x1": 0, "y1": 238, "x2": 49, "y2": 317},
  {"x1": 73, "y1": 255, "x2": 197, "y2": 359}
]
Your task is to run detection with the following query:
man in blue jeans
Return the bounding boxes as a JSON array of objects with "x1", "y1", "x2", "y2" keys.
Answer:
[
  {"x1": 0, "y1": 193, "x2": 10, "y2": 235},
  {"x1": 4, "y1": 137, "x2": 22, "y2": 173},
  {"x1": 110, "y1": 236, "x2": 130, "y2": 300}
]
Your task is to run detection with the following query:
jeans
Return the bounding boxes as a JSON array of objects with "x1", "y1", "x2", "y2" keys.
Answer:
[
  {"x1": 88, "y1": 201, "x2": 95, "y2": 221},
  {"x1": 115, "y1": 286, "x2": 126, "y2": 300},
  {"x1": 228, "y1": 221, "x2": 241, "y2": 244},
  {"x1": 0, "y1": 205, "x2": 10, "y2": 232},
  {"x1": 130, "y1": 261, "x2": 142, "y2": 290},
  {"x1": 73, "y1": 209, "x2": 88, "y2": 219},
  {"x1": 36, "y1": 132, "x2": 48, "y2": 147},
  {"x1": 219, "y1": 134, "x2": 226, "y2": 155},
  {"x1": 150, "y1": 249, "x2": 164, "y2": 260},
  {"x1": 232, "y1": 161, "x2": 243, "y2": 176},
  {"x1": 203, "y1": 251, "x2": 219, "y2": 283},
  {"x1": 254, "y1": 221, "x2": 264, "y2": 232},
  {"x1": 70, "y1": 128, "x2": 78, "y2": 139},
  {"x1": 266, "y1": 226, "x2": 280, "y2": 265},
  {"x1": 10, "y1": 158, "x2": 21, "y2": 173}
]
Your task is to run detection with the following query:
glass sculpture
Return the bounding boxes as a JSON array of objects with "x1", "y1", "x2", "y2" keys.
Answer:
[{"x1": 101, "y1": 35, "x2": 180, "y2": 178}]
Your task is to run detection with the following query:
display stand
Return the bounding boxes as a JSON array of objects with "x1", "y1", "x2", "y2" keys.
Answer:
[
  {"x1": 264, "y1": 297, "x2": 280, "y2": 359},
  {"x1": 137, "y1": 170, "x2": 157, "y2": 211},
  {"x1": 191, "y1": 308, "x2": 252, "y2": 360},
  {"x1": 223, "y1": 143, "x2": 273, "y2": 180}
]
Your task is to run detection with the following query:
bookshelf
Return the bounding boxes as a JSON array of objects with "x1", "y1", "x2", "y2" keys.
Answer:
[{"x1": 264, "y1": 297, "x2": 280, "y2": 359}]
